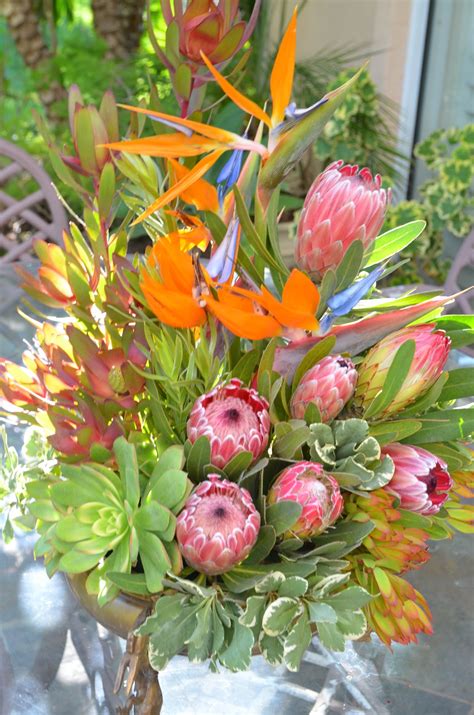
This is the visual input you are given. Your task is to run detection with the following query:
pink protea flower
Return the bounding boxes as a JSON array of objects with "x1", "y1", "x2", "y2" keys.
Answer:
[
  {"x1": 267, "y1": 461, "x2": 344, "y2": 539},
  {"x1": 295, "y1": 161, "x2": 391, "y2": 280},
  {"x1": 290, "y1": 355, "x2": 358, "y2": 422},
  {"x1": 354, "y1": 325, "x2": 451, "y2": 417},
  {"x1": 187, "y1": 378, "x2": 270, "y2": 468},
  {"x1": 176, "y1": 474, "x2": 261, "y2": 575},
  {"x1": 382, "y1": 443, "x2": 453, "y2": 515}
]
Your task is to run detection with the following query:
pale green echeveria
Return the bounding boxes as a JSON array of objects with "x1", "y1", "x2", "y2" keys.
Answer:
[{"x1": 27, "y1": 437, "x2": 192, "y2": 605}]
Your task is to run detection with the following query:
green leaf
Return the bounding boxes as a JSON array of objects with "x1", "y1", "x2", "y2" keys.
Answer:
[
  {"x1": 186, "y1": 436, "x2": 211, "y2": 482},
  {"x1": 223, "y1": 451, "x2": 254, "y2": 481},
  {"x1": 406, "y1": 408, "x2": 474, "y2": 444},
  {"x1": 136, "y1": 594, "x2": 188, "y2": 636},
  {"x1": 187, "y1": 602, "x2": 213, "y2": 663},
  {"x1": 316, "y1": 621, "x2": 345, "y2": 651},
  {"x1": 219, "y1": 621, "x2": 254, "y2": 672},
  {"x1": 278, "y1": 576, "x2": 308, "y2": 598},
  {"x1": 439, "y1": 368, "x2": 474, "y2": 401},
  {"x1": 138, "y1": 531, "x2": 171, "y2": 592},
  {"x1": 255, "y1": 571, "x2": 286, "y2": 594},
  {"x1": 148, "y1": 603, "x2": 200, "y2": 670},
  {"x1": 307, "y1": 602, "x2": 338, "y2": 623},
  {"x1": 55, "y1": 515, "x2": 93, "y2": 542},
  {"x1": 113, "y1": 437, "x2": 140, "y2": 508},
  {"x1": 336, "y1": 609, "x2": 367, "y2": 638},
  {"x1": 364, "y1": 220, "x2": 426, "y2": 268},
  {"x1": 369, "y1": 419, "x2": 422, "y2": 446},
  {"x1": 59, "y1": 549, "x2": 101, "y2": 573},
  {"x1": 239, "y1": 595, "x2": 267, "y2": 635},
  {"x1": 272, "y1": 425, "x2": 311, "y2": 459},
  {"x1": 283, "y1": 611, "x2": 312, "y2": 672},
  {"x1": 135, "y1": 502, "x2": 172, "y2": 533},
  {"x1": 233, "y1": 186, "x2": 287, "y2": 275},
  {"x1": 266, "y1": 500, "x2": 303, "y2": 536},
  {"x1": 262, "y1": 597, "x2": 301, "y2": 636},
  {"x1": 259, "y1": 633, "x2": 284, "y2": 666},
  {"x1": 363, "y1": 339, "x2": 416, "y2": 419},
  {"x1": 231, "y1": 349, "x2": 260, "y2": 384},
  {"x1": 323, "y1": 585, "x2": 373, "y2": 610},
  {"x1": 292, "y1": 335, "x2": 336, "y2": 391},
  {"x1": 147, "y1": 469, "x2": 189, "y2": 512},
  {"x1": 107, "y1": 571, "x2": 150, "y2": 596},
  {"x1": 334, "y1": 240, "x2": 364, "y2": 291},
  {"x1": 244, "y1": 525, "x2": 276, "y2": 564},
  {"x1": 98, "y1": 162, "x2": 115, "y2": 221},
  {"x1": 28, "y1": 500, "x2": 60, "y2": 522}
]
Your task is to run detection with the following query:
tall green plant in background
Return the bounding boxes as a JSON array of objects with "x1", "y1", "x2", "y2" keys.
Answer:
[{"x1": 384, "y1": 124, "x2": 474, "y2": 286}]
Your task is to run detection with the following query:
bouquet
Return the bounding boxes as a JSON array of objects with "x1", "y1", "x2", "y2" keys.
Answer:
[{"x1": 1, "y1": 3, "x2": 473, "y2": 710}]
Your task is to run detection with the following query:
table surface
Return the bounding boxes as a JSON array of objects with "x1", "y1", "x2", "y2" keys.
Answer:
[{"x1": 1, "y1": 267, "x2": 473, "y2": 715}]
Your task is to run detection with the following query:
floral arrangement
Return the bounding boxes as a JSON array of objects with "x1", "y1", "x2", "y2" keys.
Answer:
[{"x1": 1, "y1": 2, "x2": 474, "y2": 690}]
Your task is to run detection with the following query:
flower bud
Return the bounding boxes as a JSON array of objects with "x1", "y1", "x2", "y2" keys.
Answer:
[
  {"x1": 291, "y1": 355, "x2": 357, "y2": 422},
  {"x1": 354, "y1": 325, "x2": 450, "y2": 417},
  {"x1": 295, "y1": 161, "x2": 390, "y2": 280},
  {"x1": 267, "y1": 461, "x2": 343, "y2": 539}
]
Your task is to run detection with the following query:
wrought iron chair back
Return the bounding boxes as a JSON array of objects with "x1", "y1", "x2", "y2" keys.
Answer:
[{"x1": 0, "y1": 139, "x2": 67, "y2": 265}]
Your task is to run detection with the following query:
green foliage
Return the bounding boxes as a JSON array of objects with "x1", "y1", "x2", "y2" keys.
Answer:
[
  {"x1": 137, "y1": 562, "x2": 372, "y2": 672},
  {"x1": 384, "y1": 124, "x2": 474, "y2": 285},
  {"x1": 314, "y1": 68, "x2": 406, "y2": 185},
  {"x1": 0, "y1": 427, "x2": 58, "y2": 543}
]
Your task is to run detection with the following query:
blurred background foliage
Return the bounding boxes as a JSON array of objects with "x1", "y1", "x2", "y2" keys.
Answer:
[{"x1": 1, "y1": 0, "x2": 472, "y2": 286}]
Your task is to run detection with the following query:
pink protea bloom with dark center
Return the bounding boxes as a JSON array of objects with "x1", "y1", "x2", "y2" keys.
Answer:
[
  {"x1": 267, "y1": 461, "x2": 344, "y2": 539},
  {"x1": 290, "y1": 355, "x2": 358, "y2": 422},
  {"x1": 295, "y1": 161, "x2": 391, "y2": 280},
  {"x1": 382, "y1": 443, "x2": 453, "y2": 515},
  {"x1": 187, "y1": 378, "x2": 270, "y2": 468},
  {"x1": 176, "y1": 474, "x2": 261, "y2": 575}
]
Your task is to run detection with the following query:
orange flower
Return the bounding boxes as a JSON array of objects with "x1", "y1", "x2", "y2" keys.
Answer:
[
  {"x1": 201, "y1": 9, "x2": 297, "y2": 128},
  {"x1": 140, "y1": 239, "x2": 319, "y2": 340},
  {"x1": 167, "y1": 158, "x2": 219, "y2": 212}
]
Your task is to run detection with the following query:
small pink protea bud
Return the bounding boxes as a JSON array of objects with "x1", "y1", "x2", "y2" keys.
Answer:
[
  {"x1": 176, "y1": 474, "x2": 261, "y2": 575},
  {"x1": 295, "y1": 161, "x2": 391, "y2": 280},
  {"x1": 290, "y1": 355, "x2": 358, "y2": 422},
  {"x1": 354, "y1": 325, "x2": 451, "y2": 417},
  {"x1": 267, "y1": 462, "x2": 344, "y2": 539},
  {"x1": 187, "y1": 378, "x2": 270, "y2": 468},
  {"x1": 382, "y1": 443, "x2": 453, "y2": 515}
]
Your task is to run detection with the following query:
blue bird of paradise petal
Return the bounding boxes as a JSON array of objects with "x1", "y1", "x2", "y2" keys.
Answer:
[
  {"x1": 271, "y1": 97, "x2": 329, "y2": 139},
  {"x1": 217, "y1": 149, "x2": 245, "y2": 206},
  {"x1": 328, "y1": 264, "x2": 386, "y2": 315},
  {"x1": 206, "y1": 217, "x2": 240, "y2": 284},
  {"x1": 320, "y1": 264, "x2": 386, "y2": 333}
]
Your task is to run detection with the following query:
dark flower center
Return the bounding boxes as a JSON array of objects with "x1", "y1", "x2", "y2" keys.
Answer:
[
  {"x1": 336, "y1": 358, "x2": 351, "y2": 369},
  {"x1": 225, "y1": 407, "x2": 240, "y2": 422},
  {"x1": 214, "y1": 506, "x2": 226, "y2": 518}
]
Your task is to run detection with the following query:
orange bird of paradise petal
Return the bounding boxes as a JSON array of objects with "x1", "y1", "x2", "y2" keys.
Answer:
[
  {"x1": 104, "y1": 133, "x2": 226, "y2": 158},
  {"x1": 113, "y1": 104, "x2": 267, "y2": 156},
  {"x1": 200, "y1": 52, "x2": 272, "y2": 128},
  {"x1": 200, "y1": 8, "x2": 297, "y2": 129},
  {"x1": 132, "y1": 150, "x2": 225, "y2": 225},
  {"x1": 233, "y1": 269, "x2": 319, "y2": 332},
  {"x1": 168, "y1": 158, "x2": 219, "y2": 212},
  {"x1": 270, "y1": 8, "x2": 297, "y2": 126},
  {"x1": 205, "y1": 290, "x2": 281, "y2": 340}
]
